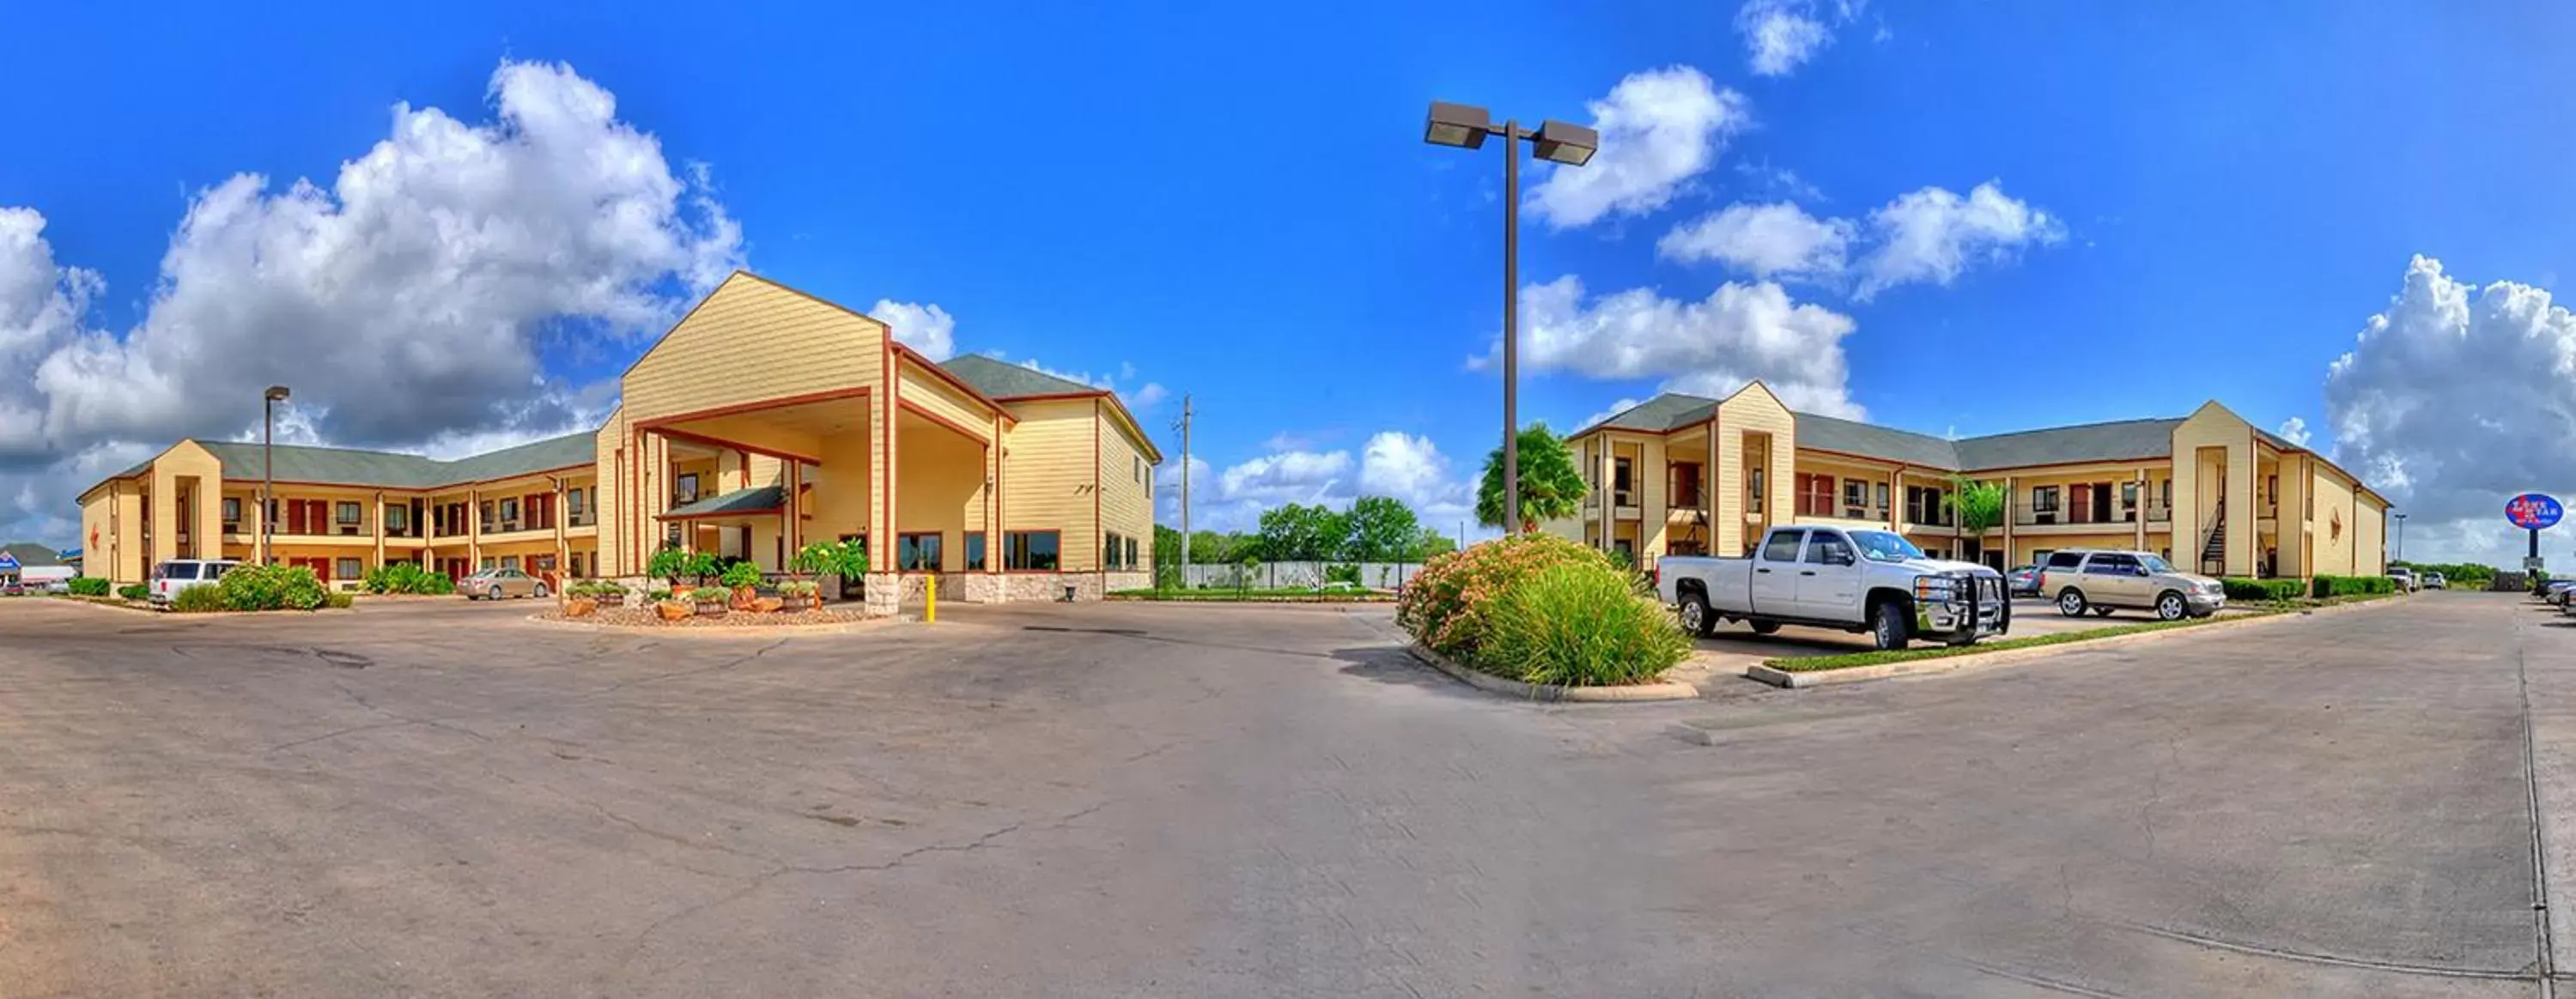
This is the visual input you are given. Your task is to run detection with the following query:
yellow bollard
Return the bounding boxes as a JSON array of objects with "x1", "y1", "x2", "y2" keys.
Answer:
[{"x1": 925, "y1": 579, "x2": 936, "y2": 623}]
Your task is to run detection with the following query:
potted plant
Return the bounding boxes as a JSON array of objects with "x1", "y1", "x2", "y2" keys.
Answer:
[
  {"x1": 688, "y1": 553, "x2": 729, "y2": 616},
  {"x1": 779, "y1": 578, "x2": 821, "y2": 612},
  {"x1": 592, "y1": 580, "x2": 628, "y2": 608},
  {"x1": 795, "y1": 538, "x2": 870, "y2": 602},
  {"x1": 648, "y1": 547, "x2": 693, "y2": 602},
  {"x1": 721, "y1": 560, "x2": 763, "y2": 610}
]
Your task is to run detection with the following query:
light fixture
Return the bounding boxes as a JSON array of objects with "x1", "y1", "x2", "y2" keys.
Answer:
[
  {"x1": 264, "y1": 385, "x2": 291, "y2": 402},
  {"x1": 1423, "y1": 101, "x2": 1491, "y2": 149},
  {"x1": 1531, "y1": 119, "x2": 1598, "y2": 166}
]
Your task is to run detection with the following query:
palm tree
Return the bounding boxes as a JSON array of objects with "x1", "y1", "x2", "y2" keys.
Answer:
[
  {"x1": 1475, "y1": 423, "x2": 1587, "y2": 532},
  {"x1": 1941, "y1": 475, "x2": 2007, "y2": 563}
]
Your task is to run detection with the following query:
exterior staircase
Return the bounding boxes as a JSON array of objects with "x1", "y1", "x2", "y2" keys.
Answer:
[{"x1": 2200, "y1": 503, "x2": 2227, "y2": 572}]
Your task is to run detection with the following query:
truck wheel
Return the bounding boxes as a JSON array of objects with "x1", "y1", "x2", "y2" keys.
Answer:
[
  {"x1": 1679, "y1": 591, "x2": 1715, "y2": 637},
  {"x1": 1749, "y1": 620, "x2": 1782, "y2": 635},
  {"x1": 2057, "y1": 589, "x2": 2088, "y2": 617},
  {"x1": 1870, "y1": 599, "x2": 1910, "y2": 651},
  {"x1": 2155, "y1": 590, "x2": 2188, "y2": 621}
]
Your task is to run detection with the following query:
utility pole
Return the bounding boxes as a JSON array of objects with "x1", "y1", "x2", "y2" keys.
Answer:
[{"x1": 1178, "y1": 395, "x2": 1193, "y2": 589}]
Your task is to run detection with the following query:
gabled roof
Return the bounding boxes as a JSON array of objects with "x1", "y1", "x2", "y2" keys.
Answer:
[
  {"x1": 937, "y1": 354, "x2": 1100, "y2": 399},
  {"x1": 0, "y1": 542, "x2": 66, "y2": 568},
  {"x1": 100, "y1": 432, "x2": 598, "y2": 493},
  {"x1": 1567, "y1": 391, "x2": 2202, "y2": 474},
  {"x1": 1576, "y1": 394, "x2": 1720, "y2": 437}
]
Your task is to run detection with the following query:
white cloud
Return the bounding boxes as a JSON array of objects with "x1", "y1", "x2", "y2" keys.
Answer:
[
  {"x1": 1578, "y1": 397, "x2": 1647, "y2": 432},
  {"x1": 2276, "y1": 416, "x2": 2312, "y2": 448},
  {"x1": 869, "y1": 300, "x2": 957, "y2": 360},
  {"x1": 1127, "y1": 383, "x2": 1169, "y2": 412},
  {"x1": 1525, "y1": 67, "x2": 1750, "y2": 231},
  {"x1": 1856, "y1": 180, "x2": 2063, "y2": 299},
  {"x1": 2322, "y1": 255, "x2": 2576, "y2": 565},
  {"x1": 0, "y1": 59, "x2": 740, "y2": 547},
  {"x1": 1737, "y1": 0, "x2": 1836, "y2": 76},
  {"x1": 1506, "y1": 274, "x2": 1862, "y2": 418},
  {"x1": 982, "y1": 349, "x2": 1167, "y2": 414},
  {"x1": 1657, "y1": 201, "x2": 1853, "y2": 280},
  {"x1": 1155, "y1": 432, "x2": 1477, "y2": 535}
]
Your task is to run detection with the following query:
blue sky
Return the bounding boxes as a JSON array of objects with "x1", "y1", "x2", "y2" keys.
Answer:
[{"x1": 4, "y1": 1, "x2": 2574, "y2": 562}]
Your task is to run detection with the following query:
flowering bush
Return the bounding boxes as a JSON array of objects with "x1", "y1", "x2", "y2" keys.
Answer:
[
  {"x1": 219, "y1": 564, "x2": 328, "y2": 611},
  {"x1": 1397, "y1": 533, "x2": 1614, "y2": 660}
]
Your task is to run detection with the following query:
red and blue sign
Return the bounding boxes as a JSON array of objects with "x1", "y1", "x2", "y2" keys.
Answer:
[{"x1": 2508, "y1": 493, "x2": 2564, "y2": 530}]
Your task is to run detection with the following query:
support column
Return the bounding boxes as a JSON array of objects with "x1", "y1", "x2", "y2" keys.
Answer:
[
  {"x1": 2001, "y1": 475, "x2": 2016, "y2": 567},
  {"x1": 467, "y1": 488, "x2": 481, "y2": 569}
]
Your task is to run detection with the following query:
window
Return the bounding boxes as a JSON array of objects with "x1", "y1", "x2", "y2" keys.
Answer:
[
  {"x1": 499, "y1": 498, "x2": 519, "y2": 524},
  {"x1": 2267, "y1": 475, "x2": 2280, "y2": 508},
  {"x1": 1804, "y1": 533, "x2": 1854, "y2": 566},
  {"x1": 1749, "y1": 469, "x2": 1765, "y2": 513},
  {"x1": 675, "y1": 473, "x2": 699, "y2": 505},
  {"x1": 336, "y1": 558, "x2": 361, "y2": 580},
  {"x1": 534, "y1": 554, "x2": 556, "y2": 572},
  {"x1": 501, "y1": 555, "x2": 521, "y2": 571},
  {"x1": 386, "y1": 505, "x2": 409, "y2": 534},
  {"x1": 568, "y1": 487, "x2": 586, "y2": 518},
  {"x1": 1134, "y1": 456, "x2": 1143, "y2": 483},
  {"x1": 964, "y1": 532, "x2": 987, "y2": 572},
  {"x1": 1874, "y1": 482, "x2": 1890, "y2": 517},
  {"x1": 570, "y1": 553, "x2": 586, "y2": 578},
  {"x1": 1844, "y1": 480, "x2": 1868, "y2": 518},
  {"x1": 1906, "y1": 486, "x2": 1949, "y2": 527},
  {"x1": 1613, "y1": 457, "x2": 1633, "y2": 505},
  {"x1": 1672, "y1": 462, "x2": 1704, "y2": 508},
  {"x1": 1795, "y1": 474, "x2": 1834, "y2": 518},
  {"x1": 1127, "y1": 537, "x2": 1139, "y2": 569},
  {"x1": 334, "y1": 501, "x2": 360, "y2": 525},
  {"x1": 898, "y1": 532, "x2": 944, "y2": 572},
  {"x1": 2044, "y1": 550, "x2": 2084, "y2": 569},
  {"x1": 2161, "y1": 480, "x2": 2172, "y2": 506},
  {"x1": 2032, "y1": 486, "x2": 2061, "y2": 524},
  {"x1": 1103, "y1": 531, "x2": 1124, "y2": 569},
  {"x1": 1761, "y1": 529, "x2": 1806, "y2": 562},
  {"x1": 1005, "y1": 530, "x2": 1060, "y2": 571},
  {"x1": 480, "y1": 500, "x2": 496, "y2": 532},
  {"x1": 2084, "y1": 554, "x2": 2138, "y2": 575},
  {"x1": 222, "y1": 498, "x2": 241, "y2": 530}
]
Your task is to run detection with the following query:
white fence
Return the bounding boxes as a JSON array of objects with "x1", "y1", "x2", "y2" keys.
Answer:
[{"x1": 1171, "y1": 561, "x2": 1425, "y2": 590}]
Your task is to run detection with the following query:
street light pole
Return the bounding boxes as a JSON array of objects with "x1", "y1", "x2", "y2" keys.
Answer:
[
  {"x1": 263, "y1": 385, "x2": 289, "y2": 566},
  {"x1": 1425, "y1": 103, "x2": 1595, "y2": 537},
  {"x1": 2393, "y1": 512, "x2": 2407, "y2": 564}
]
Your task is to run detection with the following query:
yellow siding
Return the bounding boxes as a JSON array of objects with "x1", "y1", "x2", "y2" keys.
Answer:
[
  {"x1": 999, "y1": 397, "x2": 1098, "y2": 571},
  {"x1": 898, "y1": 361, "x2": 997, "y2": 445},
  {"x1": 1094, "y1": 400, "x2": 1155, "y2": 574},
  {"x1": 2355, "y1": 488, "x2": 2387, "y2": 576},
  {"x1": 1717, "y1": 383, "x2": 1796, "y2": 557},
  {"x1": 894, "y1": 420, "x2": 988, "y2": 571},
  {"x1": 2171, "y1": 402, "x2": 2257, "y2": 577},
  {"x1": 80, "y1": 479, "x2": 147, "y2": 584},
  {"x1": 811, "y1": 417, "x2": 875, "y2": 546},
  {"x1": 620, "y1": 274, "x2": 885, "y2": 425},
  {"x1": 2308, "y1": 463, "x2": 2361, "y2": 576}
]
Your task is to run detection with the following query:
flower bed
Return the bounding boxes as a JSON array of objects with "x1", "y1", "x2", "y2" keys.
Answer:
[{"x1": 1395, "y1": 533, "x2": 1687, "y2": 687}]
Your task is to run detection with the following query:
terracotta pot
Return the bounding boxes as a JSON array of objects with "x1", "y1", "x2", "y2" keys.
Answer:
[
  {"x1": 753, "y1": 596, "x2": 784, "y2": 614},
  {"x1": 654, "y1": 600, "x2": 693, "y2": 621},
  {"x1": 565, "y1": 597, "x2": 597, "y2": 618},
  {"x1": 731, "y1": 585, "x2": 759, "y2": 610},
  {"x1": 694, "y1": 596, "x2": 729, "y2": 617}
]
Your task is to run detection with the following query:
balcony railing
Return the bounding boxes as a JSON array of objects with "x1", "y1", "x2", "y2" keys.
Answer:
[{"x1": 2011, "y1": 501, "x2": 2147, "y2": 528}]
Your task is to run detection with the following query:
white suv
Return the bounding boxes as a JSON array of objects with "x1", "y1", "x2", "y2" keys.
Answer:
[{"x1": 149, "y1": 559, "x2": 240, "y2": 606}]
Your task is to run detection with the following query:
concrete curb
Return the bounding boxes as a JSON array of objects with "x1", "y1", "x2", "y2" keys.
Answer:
[
  {"x1": 1105, "y1": 596, "x2": 1395, "y2": 606},
  {"x1": 1747, "y1": 595, "x2": 2406, "y2": 688},
  {"x1": 1404, "y1": 643, "x2": 1699, "y2": 702},
  {"x1": 519, "y1": 611, "x2": 902, "y2": 637}
]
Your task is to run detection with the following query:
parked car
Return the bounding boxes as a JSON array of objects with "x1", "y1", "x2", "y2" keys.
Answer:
[
  {"x1": 2423, "y1": 571, "x2": 2447, "y2": 590},
  {"x1": 2007, "y1": 565, "x2": 2042, "y2": 597},
  {"x1": 2389, "y1": 566, "x2": 2416, "y2": 591},
  {"x1": 0, "y1": 580, "x2": 23, "y2": 596},
  {"x1": 461, "y1": 566, "x2": 547, "y2": 601},
  {"x1": 2546, "y1": 580, "x2": 2576, "y2": 605},
  {"x1": 1656, "y1": 525, "x2": 2009, "y2": 651},
  {"x1": 2037, "y1": 548, "x2": 2226, "y2": 621},
  {"x1": 148, "y1": 559, "x2": 240, "y2": 606}
]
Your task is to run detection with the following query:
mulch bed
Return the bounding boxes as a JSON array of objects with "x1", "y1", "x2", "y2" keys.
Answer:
[{"x1": 537, "y1": 605, "x2": 879, "y2": 628}]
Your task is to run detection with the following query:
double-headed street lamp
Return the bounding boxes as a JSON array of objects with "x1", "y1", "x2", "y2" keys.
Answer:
[
  {"x1": 263, "y1": 384, "x2": 289, "y2": 566},
  {"x1": 1424, "y1": 100, "x2": 1596, "y2": 535}
]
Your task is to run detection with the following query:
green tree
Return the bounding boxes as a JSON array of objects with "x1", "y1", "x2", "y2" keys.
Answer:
[
  {"x1": 1941, "y1": 476, "x2": 2007, "y2": 560},
  {"x1": 1344, "y1": 496, "x2": 1421, "y2": 562},
  {"x1": 1476, "y1": 423, "x2": 1587, "y2": 532},
  {"x1": 1257, "y1": 503, "x2": 1348, "y2": 561},
  {"x1": 1409, "y1": 526, "x2": 1458, "y2": 561},
  {"x1": 1188, "y1": 530, "x2": 1236, "y2": 565}
]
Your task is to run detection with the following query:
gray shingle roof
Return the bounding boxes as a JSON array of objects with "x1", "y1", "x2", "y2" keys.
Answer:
[
  {"x1": 937, "y1": 354, "x2": 1100, "y2": 399},
  {"x1": 105, "y1": 432, "x2": 598, "y2": 492},
  {"x1": 659, "y1": 485, "x2": 784, "y2": 519},
  {"x1": 1, "y1": 542, "x2": 65, "y2": 568},
  {"x1": 1571, "y1": 391, "x2": 2196, "y2": 473}
]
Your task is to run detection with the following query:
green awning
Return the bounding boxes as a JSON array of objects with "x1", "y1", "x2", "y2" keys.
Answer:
[{"x1": 657, "y1": 486, "x2": 785, "y2": 520}]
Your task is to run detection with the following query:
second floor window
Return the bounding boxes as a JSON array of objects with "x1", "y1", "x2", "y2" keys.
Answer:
[
  {"x1": 386, "y1": 505, "x2": 409, "y2": 533},
  {"x1": 2032, "y1": 486, "x2": 2061, "y2": 514},
  {"x1": 222, "y1": 498, "x2": 241, "y2": 528},
  {"x1": 1612, "y1": 457, "x2": 1633, "y2": 504},
  {"x1": 337, "y1": 501, "x2": 361, "y2": 526},
  {"x1": 675, "y1": 473, "x2": 699, "y2": 505},
  {"x1": 1843, "y1": 479, "x2": 1868, "y2": 518},
  {"x1": 568, "y1": 487, "x2": 586, "y2": 518},
  {"x1": 499, "y1": 499, "x2": 519, "y2": 525},
  {"x1": 1671, "y1": 463, "x2": 1703, "y2": 508}
]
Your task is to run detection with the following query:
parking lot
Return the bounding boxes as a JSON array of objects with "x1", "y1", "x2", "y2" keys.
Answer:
[{"x1": 3, "y1": 590, "x2": 2572, "y2": 996}]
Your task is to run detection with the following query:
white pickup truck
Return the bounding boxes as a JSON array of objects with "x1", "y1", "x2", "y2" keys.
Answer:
[{"x1": 1656, "y1": 525, "x2": 2009, "y2": 650}]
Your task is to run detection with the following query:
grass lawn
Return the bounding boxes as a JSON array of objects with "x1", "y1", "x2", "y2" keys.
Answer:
[
  {"x1": 1108, "y1": 588, "x2": 1393, "y2": 602},
  {"x1": 1769, "y1": 615, "x2": 2255, "y2": 673}
]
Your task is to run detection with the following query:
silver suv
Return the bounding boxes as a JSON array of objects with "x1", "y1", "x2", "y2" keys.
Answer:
[{"x1": 2037, "y1": 548, "x2": 2225, "y2": 621}]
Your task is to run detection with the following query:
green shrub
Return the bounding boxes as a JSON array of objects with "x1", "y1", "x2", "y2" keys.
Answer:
[
  {"x1": 647, "y1": 588, "x2": 673, "y2": 602},
  {"x1": 66, "y1": 577, "x2": 110, "y2": 596},
  {"x1": 2312, "y1": 574, "x2": 2397, "y2": 598},
  {"x1": 116, "y1": 583, "x2": 149, "y2": 602},
  {"x1": 363, "y1": 561, "x2": 453, "y2": 596},
  {"x1": 1397, "y1": 533, "x2": 1615, "y2": 661},
  {"x1": 1477, "y1": 562, "x2": 1689, "y2": 686},
  {"x1": 169, "y1": 584, "x2": 228, "y2": 613},
  {"x1": 219, "y1": 564, "x2": 327, "y2": 611},
  {"x1": 2221, "y1": 577, "x2": 2306, "y2": 602},
  {"x1": 647, "y1": 546, "x2": 693, "y2": 584},
  {"x1": 720, "y1": 561, "x2": 763, "y2": 590},
  {"x1": 323, "y1": 591, "x2": 355, "y2": 609},
  {"x1": 1325, "y1": 563, "x2": 1362, "y2": 585}
]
